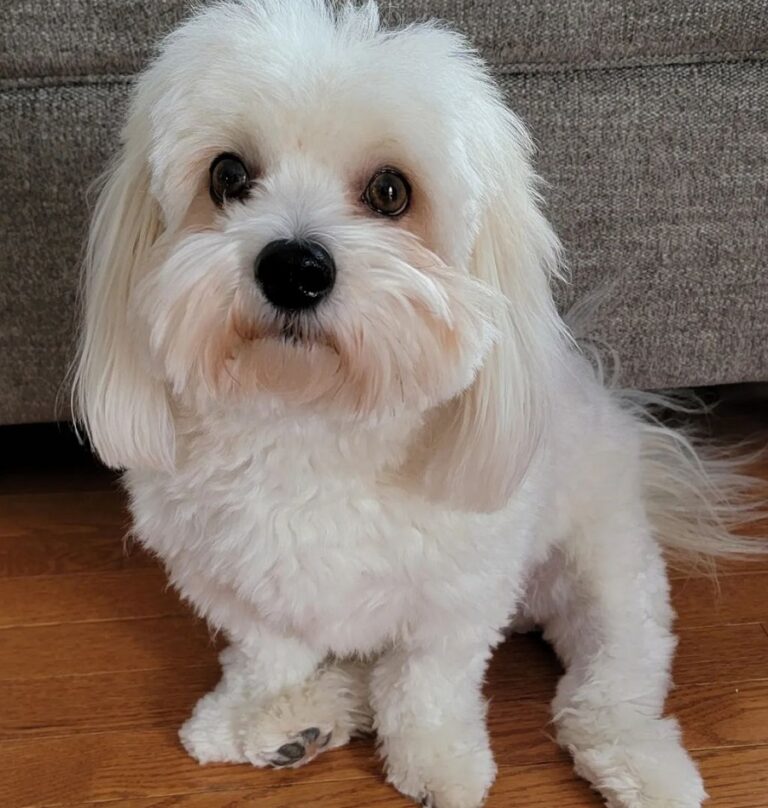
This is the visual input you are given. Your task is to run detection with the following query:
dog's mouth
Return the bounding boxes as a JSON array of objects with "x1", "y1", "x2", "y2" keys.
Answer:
[
  {"x1": 277, "y1": 313, "x2": 320, "y2": 345},
  {"x1": 279, "y1": 317, "x2": 307, "y2": 344},
  {"x1": 231, "y1": 303, "x2": 340, "y2": 359},
  {"x1": 257, "y1": 312, "x2": 339, "y2": 357}
]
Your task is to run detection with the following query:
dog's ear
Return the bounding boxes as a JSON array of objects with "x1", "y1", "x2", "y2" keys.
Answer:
[
  {"x1": 420, "y1": 110, "x2": 566, "y2": 512},
  {"x1": 73, "y1": 129, "x2": 175, "y2": 471}
]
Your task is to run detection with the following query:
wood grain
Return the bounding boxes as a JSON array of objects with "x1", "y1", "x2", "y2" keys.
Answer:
[
  {"x1": 670, "y1": 681, "x2": 768, "y2": 750},
  {"x1": 0, "y1": 490, "x2": 127, "y2": 538},
  {"x1": 696, "y1": 745, "x2": 768, "y2": 806},
  {"x1": 69, "y1": 748, "x2": 768, "y2": 808},
  {"x1": 671, "y1": 571, "x2": 768, "y2": 626},
  {"x1": 0, "y1": 665, "x2": 219, "y2": 741},
  {"x1": 0, "y1": 531, "x2": 154, "y2": 578},
  {"x1": 0, "y1": 569, "x2": 186, "y2": 628},
  {"x1": 674, "y1": 623, "x2": 768, "y2": 685},
  {"x1": 0, "y1": 728, "x2": 382, "y2": 807},
  {"x1": 0, "y1": 617, "x2": 221, "y2": 681}
]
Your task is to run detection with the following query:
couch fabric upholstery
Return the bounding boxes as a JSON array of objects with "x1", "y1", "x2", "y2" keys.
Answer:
[{"x1": 2, "y1": 1, "x2": 767, "y2": 424}]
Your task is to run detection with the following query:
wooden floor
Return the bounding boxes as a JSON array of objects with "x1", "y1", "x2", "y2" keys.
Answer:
[{"x1": 1, "y1": 408, "x2": 767, "y2": 808}]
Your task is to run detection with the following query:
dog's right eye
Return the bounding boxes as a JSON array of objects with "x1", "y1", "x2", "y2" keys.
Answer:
[{"x1": 209, "y1": 153, "x2": 250, "y2": 206}]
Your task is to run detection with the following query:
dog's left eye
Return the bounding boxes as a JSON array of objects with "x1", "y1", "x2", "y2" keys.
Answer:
[
  {"x1": 209, "y1": 153, "x2": 250, "y2": 206},
  {"x1": 363, "y1": 168, "x2": 411, "y2": 217}
]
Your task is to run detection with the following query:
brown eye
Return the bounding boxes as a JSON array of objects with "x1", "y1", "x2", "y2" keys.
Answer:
[
  {"x1": 363, "y1": 168, "x2": 410, "y2": 216},
  {"x1": 209, "y1": 153, "x2": 250, "y2": 205}
]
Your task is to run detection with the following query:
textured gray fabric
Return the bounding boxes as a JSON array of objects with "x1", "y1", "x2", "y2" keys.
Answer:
[
  {"x1": 0, "y1": 82, "x2": 126, "y2": 423},
  {"x1": 1, "y1": 1, "x2": 767, "y2": 425},
  {"x1": 4, "y1": 0, "x2": 768, "y2": 82},
  {"x1": 511, "y1": 61, "x2": 768, "y2": 388}
]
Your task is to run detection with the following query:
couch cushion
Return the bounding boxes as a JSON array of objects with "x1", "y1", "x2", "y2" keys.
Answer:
[{"x1": 4, "y1": 0, "x2": 767, "y2": 84}]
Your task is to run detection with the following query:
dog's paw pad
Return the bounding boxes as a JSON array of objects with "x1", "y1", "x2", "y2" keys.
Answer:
[
  {"x1": 268, "y1": 728, "x2": 333, "y2": 768},
  {"x1": 272, "y1": 741, "x2": 306, "y2": 765}
]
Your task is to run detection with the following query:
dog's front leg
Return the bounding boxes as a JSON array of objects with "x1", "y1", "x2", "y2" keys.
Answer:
[
  {"x1": 180, "y1": 626, "x2": 370, "y2": 769},
  {"x1": 371, "y1": 634, "x2": 497, "y2": 808}
]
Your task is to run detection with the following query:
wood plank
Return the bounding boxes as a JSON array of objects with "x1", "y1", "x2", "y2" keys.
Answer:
[
  {"x1": 76, "y1": 778, "x2": 415, "y2": 808},
  {"x1": 0, "y1": 728, "x2": 382, "y2": 807},
  {"x1": 0, "y1": 617, "x2": 221, "y2": 681},
  {"x1": 485, "y1": 632, "x2": 563, "y2": 698},
  {"x1": 0, "y1": 620, "x2": 558, "y2": 691},
  {"x1": 64, "y1": 747, "x2": 768, "y2": 808},
  {"x1": 0, "y1": 726, "x2": 604, "y2": 808},
  {"x1": 0, "y1": 666, "x2": 219, "y2": 741},
  {"x1": 489, "y1": 680, "x2": 768, "y2": 764},
  {"x1": 671, "y1": 571, "x2": 768, "y2": 627},
  {"x1": 17, "y1": 743, "x2": 768, "y2": 808},
  {"x1": 0, "y1": 670, "x2": 558, "y2": 767},
  {"x1": 674, "y1": 624, "x2": 768, "y2": 685},
  {"x1": 487, "y1": 699, "x2": 558, "y2": 766},
  {"x1": 491, "y1": 623, "x2": 768, "y2": 693},
  {"x1": 670, "y1": 681, "x2": 768, "y2": 750},
  {"x1": 696, "y1": 745, "x2": 768, "y2": 806},
  {"x1": 0, "y1": 532, "x2": 155, "y2": 578},
  {"x1": 2, "y1": 615, "x2": 765, "y2": 694},
  {"x1": 82, "y1": 758, "x2": 601, "y2": 808},
  {"x1": 489, "y1": 679, "x2": 768, "y2": 766},
  {"x1": 0, "y1": 665, "x2": 559, "y2": 766},
  {"x1": 5, "y1": 668, "x2": 766, "y2": 768},
  {"x1": 0, "y1": 569, "x2": 187, "y2": 628},
  {"x1": 0, "y1": 490, "x2": 128, "y2": 538}
]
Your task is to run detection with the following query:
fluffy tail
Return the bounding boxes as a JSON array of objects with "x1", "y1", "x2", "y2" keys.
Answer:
[
  {"x1": 623, "y1": 390, "x2": 767, "y2": 572},
  {"x1": 564, "y1": 291, "x2": 767, "y2": 572}
]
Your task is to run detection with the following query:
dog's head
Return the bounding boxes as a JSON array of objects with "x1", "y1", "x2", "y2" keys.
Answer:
[{"x1": 75, "y1": 0, "x2": 565, "y2": 511}]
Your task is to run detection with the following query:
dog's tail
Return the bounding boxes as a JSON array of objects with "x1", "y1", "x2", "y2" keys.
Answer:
[
  {"x1": 622, "y1": 390, "x2": 767, "y2": 572},
  {"x1": 564, "y1": 289, "x2": 767, "y2": 572}
]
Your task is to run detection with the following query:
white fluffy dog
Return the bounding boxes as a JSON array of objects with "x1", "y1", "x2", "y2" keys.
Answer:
[{"x1": 74, "y1": 2, "x2": 763, "y2": 806}]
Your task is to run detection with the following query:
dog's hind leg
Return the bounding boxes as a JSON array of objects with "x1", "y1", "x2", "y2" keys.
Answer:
[{"x1": 528, "y1": 515, "x2": 706, "y2": 808}]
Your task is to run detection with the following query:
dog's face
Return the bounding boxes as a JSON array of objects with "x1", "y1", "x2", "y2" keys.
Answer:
[
  {"x1": 76, "y1": 0, "x2": 565, "y2": 511},
  {"x1": 137, "y1": 1, "x2": 503, "y2": 418}
]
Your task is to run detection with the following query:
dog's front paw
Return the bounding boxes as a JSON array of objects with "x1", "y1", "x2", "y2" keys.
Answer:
[
  {"x1": 239, "y1": 662, "x2": 371, "y2": 768},
  {"x1": 382, "y1": 723, "x2": 496, "y2": 808},
  {"x1": 181, "y1": 661, "x2": 371, "y2": 769},
  {"x1": 180, "y1": 690, "x2": 346, "y2": 769},
  {"x1": 179, "y1": 688, "x2": 249, "y2": 765},
  {"x1": 242, "y1": 722, "x2": 337, "y2": 768}
]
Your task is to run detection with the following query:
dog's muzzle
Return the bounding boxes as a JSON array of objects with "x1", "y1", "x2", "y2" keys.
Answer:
[{"x1": 255, "y1": 239, "x2": 336, "y2": 312}]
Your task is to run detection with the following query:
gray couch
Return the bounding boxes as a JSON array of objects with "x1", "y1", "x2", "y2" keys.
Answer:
[{"x1": 2, "y1": 1, "x2": 767, "y2": 425}]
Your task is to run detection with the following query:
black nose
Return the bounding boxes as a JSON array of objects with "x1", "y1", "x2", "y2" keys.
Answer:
[{"x1": 255, "y1": 239, "x2": 336, "y2": 311}]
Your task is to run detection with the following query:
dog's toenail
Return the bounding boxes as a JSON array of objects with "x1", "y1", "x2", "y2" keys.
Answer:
[
  {"x1": 275, "y1": 741, "x2": 305, "y2": 762},
  {"x1": 301, "y1": 727, "x2": 321, "y2": 743}
]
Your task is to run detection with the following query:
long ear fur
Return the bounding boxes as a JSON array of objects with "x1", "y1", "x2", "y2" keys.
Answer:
[
  {"x1": 72, "y1": 132, "x2": 175, "y2": 470},
  {"x1": 421, "y1": 111, "x2": 568, "y2": 512}
]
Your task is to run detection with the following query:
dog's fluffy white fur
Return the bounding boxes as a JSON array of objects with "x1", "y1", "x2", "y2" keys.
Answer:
[{"x1": 73, "y1": 2, "x2": 764, "y2": 806}]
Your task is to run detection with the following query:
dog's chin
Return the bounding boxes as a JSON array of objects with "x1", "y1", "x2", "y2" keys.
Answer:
[
  {"x1": 212, "y1": 322, "x2": 427, "y2": 422},
  {"x1": 223, "y1": 329, "x2": 353, "y2": 413}
]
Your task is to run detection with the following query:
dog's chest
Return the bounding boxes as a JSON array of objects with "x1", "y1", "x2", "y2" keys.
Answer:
[{"x1": 127, "y1": 426, "x2": 513, "y2": 654}]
